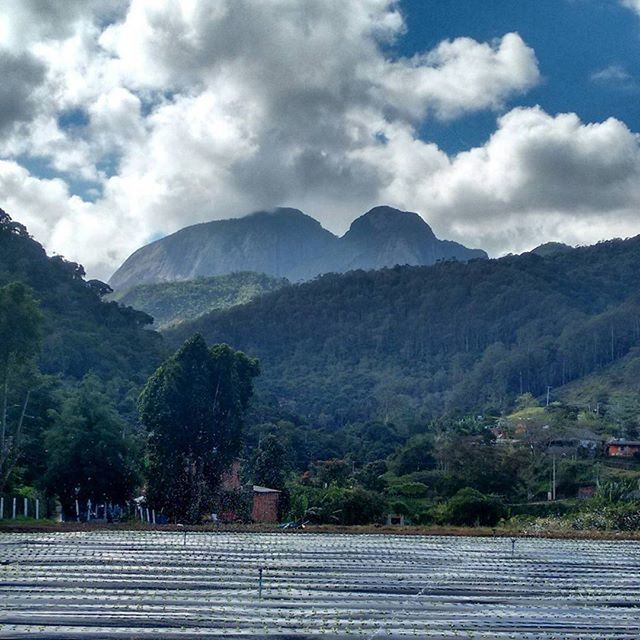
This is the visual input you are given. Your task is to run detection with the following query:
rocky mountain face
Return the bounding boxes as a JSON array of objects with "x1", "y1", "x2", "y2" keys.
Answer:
[
  {"x1": 109, "y1": 206, "x2": 487, "y2": 291},
  {"x1": 337, "y1": 206, "x2": 487, "y2": 271}
]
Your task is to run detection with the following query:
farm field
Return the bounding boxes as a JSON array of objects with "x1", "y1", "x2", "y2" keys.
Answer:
[{"x1": 1, "y1": 531, "x2": 639, "y2": 639}]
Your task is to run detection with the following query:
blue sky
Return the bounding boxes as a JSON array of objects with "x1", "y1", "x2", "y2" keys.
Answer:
[{"x1": 399, "y1": 0, "x2": 639, "y2": 152}]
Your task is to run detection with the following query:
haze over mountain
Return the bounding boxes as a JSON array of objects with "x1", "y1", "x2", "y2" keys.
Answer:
[{"x1": 109, "y1": 207, "x2": 487, "y2": 291}]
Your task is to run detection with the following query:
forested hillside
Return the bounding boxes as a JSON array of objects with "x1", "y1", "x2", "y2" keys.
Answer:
[
  {"x1": 169, "y1": 236, "x2": 640, "y2": 426},
  {"x1": 0, "y1": 210, "x2": 165, "y2": 397},
  {"x1": 110, "y1": 272, "x2": 288, "y2": 329}
]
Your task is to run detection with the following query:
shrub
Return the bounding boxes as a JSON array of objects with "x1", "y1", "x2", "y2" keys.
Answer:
[{"x1": 442, "y1": 487, "x2": 507, "y2": 527}]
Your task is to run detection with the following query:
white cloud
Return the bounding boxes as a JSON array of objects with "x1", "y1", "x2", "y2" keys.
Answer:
[
  {"x1": 591, "y1": 64, "x2": 638, "y2": 91},
  {"x1": 366, "y1": 107, "x2": 640, "y2": 254},
  {"x1": 0, "y1": 0, "x2": 638, "y2": 279},
  {"x1": 379, "y1": 33, "x2": 539, "y2": 121},
  {"x1": 622, "y1": 0, "x2": 640, "y2": 15}
]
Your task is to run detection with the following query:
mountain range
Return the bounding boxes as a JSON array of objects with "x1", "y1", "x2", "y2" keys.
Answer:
[{"x1": 109, "y1": 206, "x2": 487, "y2": 291}]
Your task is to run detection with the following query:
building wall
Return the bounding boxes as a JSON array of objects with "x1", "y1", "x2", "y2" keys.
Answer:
[
  {"x1": 607, "y1": 444, "x2": 640, "y2": 457},
  {"x1": 252, "y1": 492, "x2": 279, "y2": 523},
  {"x1": 221, "y1": 460, "x2": 242, "y2": 490}
]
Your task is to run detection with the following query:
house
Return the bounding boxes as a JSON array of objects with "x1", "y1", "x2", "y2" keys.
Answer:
[
  {"x1": 219, "y1": 461, "x2": 281, "y2": 523},
  {"x1": 546, "y1": 428, "x2": 603, "y2": 458},
  {"x1": 606, "y1": 440, "x2": 640, "y2": 458},
  {"x1": 251, "y1": 486, "x2": 281, "y2": 523}
]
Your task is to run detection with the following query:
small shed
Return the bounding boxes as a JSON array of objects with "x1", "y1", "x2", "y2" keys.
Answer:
[
  {"x1": 606, "y1": 440, "x2": 640, "y2": 458},
  {"x1": 251, "y1": 486, "x2": 281, "y2": 523}
]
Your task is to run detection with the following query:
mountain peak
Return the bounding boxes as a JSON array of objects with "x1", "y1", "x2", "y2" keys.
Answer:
[
  {"x1": 346, "y1": 206, "x2": 436, "y2": 239},
  {"x1": 246, "y1": 207, "x2": 309, "y2": 220},
  {"x1": 110, "y1": 205, "x2": 487, "y2": 290}
]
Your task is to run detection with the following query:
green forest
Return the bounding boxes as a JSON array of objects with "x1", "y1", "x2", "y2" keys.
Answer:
[
  {"x1": 2, "y1": 208, "x2": 640, "y2": 530},
  {"x1": 109, "y1": 272, "x2": 288, "y2": 329},
  {"x1": 170, "y1": 236, "x2": 640, "y2": 426}
]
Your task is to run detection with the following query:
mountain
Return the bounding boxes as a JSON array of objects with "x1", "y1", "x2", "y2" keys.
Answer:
[
  {"x1": 336, "y1": 206, "x2": 487, "y2": 271},
  {"x1": 109, "y1": 206, "x2": 487, "y2": 290},
  {"x1": 110, "y1": 272, "x2": 289, "y2": 329},
  {"x1": 167, "y1": 236, "x2": 640, "y2": 426},
  {"x1": 110, "y1": 208, "x2": 336, "y2": 290}
]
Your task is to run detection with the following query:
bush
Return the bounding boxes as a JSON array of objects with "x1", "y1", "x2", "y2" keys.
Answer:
[
  {"x1": 570, "y1": 502, "x2": 640, "y2": 531},
  {"x1": 442, "y1": 488, "x2": 507, "y2": 527},
  {"x1": 287, "y1": 484, "x2": 384, "y2": 525},
  {"x1": 390, "y1": 482, "x2": 429, "y2": 499}
]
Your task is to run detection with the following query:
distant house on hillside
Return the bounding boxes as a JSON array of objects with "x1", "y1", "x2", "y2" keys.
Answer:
[
  {"x1": 547, "y1": 428, "x2": 603, "y2": 458},
  {"x1": 606, "y1": 440, "x2": 640, "y2": 458}
]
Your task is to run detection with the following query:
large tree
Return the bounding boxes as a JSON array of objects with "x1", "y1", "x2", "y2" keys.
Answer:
[
  {"x1": 42, "y1": 377, "x2": 139, "y2": 515},
  {"x1": 0, "y1": 282, "x2": 42, "y2": 492},
  {"x1": 139, "y1": 335, "x2": 259, "y2": 523}
]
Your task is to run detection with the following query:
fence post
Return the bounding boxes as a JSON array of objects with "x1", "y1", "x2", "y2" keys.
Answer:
[
  {"x1": 35, "y1": 499, "x2": 40, "y2": 520},
  {"x1": 12, "y1": 497, "x2": 17, "y2": 519},
  {"x1": 24, "y1": 497, "x2": 28, "y2": 518},
  {"x1": 0, "y1": 497, "x2": 4, "y2": 519}
]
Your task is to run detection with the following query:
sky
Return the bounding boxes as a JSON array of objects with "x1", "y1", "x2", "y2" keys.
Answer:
[{"x1": 0, "y1": 0, "x2": 639, "y2": 280}]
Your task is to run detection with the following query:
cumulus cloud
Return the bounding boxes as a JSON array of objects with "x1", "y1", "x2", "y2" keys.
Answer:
[
  {"x1": 0, "y1": 51, "x2": 45, "y2": 133},
  {"x1": 365, "y1": 107, "x2": 640, "y2": 254},
  {"x1": 0, "y1": 0, "x2": 638, "y2": 279}
]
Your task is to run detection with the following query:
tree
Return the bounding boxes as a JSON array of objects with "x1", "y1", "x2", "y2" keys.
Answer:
[
  {"x1": 0, "y1": 282, "x2": 42, "y2": 492},
  {"x1": 253, "y1": 433, "x2": 287, "y2": 490},
  {"x1": 392, "y1": 434, "x2": 436, "y2": 475},
  {"x1": 443, "y1": 488, "x2": 507, "y2": 527},
  {"x1": 42, "y1": 377, "x2": 139, "y2": 515},
  {"x1": 139, "y1": 334, "x2": 259, "y2": 523}
]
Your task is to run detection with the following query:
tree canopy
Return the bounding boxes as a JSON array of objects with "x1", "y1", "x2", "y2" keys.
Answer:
[
  {"x1": 139, "y1": 334, "x2": 259, "y2": 522},
  {"x1": 42, "y1": 377, "x2": 139, "y2": 513},
  {"x1": 0, "y1": 282, "x2": 43, "y2": 492}
]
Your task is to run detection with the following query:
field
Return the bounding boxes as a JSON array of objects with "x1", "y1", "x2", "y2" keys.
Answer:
[{"x1": 1, "y1": 531, "x2": 639, "y2": 639}]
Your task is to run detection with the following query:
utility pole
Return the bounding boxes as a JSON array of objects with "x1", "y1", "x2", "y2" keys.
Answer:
[
  {"x1": 552, "y1": 456, "x2": 557, "y2": 501},
  {"x1": 546, "y1": 386, "x2": 551, "y2": 407}
]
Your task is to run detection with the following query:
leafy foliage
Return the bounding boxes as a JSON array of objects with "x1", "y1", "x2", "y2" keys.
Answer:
[
  {"x1": 110, "y1": 272, "x2": 288, "y2": 329},
  {"x1": 170, "y1": 236, "x2": 640, "y2": 425},
  {"x1": 139, "y1": 335, "x2": 259, "y2": 523},
  {"x1": 0, "y1": 209, "x2": 164, "y2": 390},
  {"x1": 439, "y1": 488, "x2": 507, "y2": 527},
  {"x1": 0, "y1": 282, "x2": 43, "y2": 492},
  {"x1": 42, "y1": 377, "x2": 140, "y2": 513}
]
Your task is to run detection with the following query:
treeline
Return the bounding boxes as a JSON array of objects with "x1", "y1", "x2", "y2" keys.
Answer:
[
  {"x1": 169, "y1": 236, "x2": 640, "y2": 424},
  {"x1": 0, "y1": 210, "x2": 165, "y2": 494}
]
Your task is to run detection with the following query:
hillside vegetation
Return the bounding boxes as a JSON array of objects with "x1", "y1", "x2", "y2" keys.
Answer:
[
  {"x1": 169, "y1": 236, "x2": 640, "y2": 425},
  {"x1": 0, "y1": 210, "x2": 165, "y2": 402},
  {"x1": 110, "y1": 272, "x2": 288, "y2": 329},
  {"x1": 3, "y1": 208, "x2": 640, "y2": 531}
]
